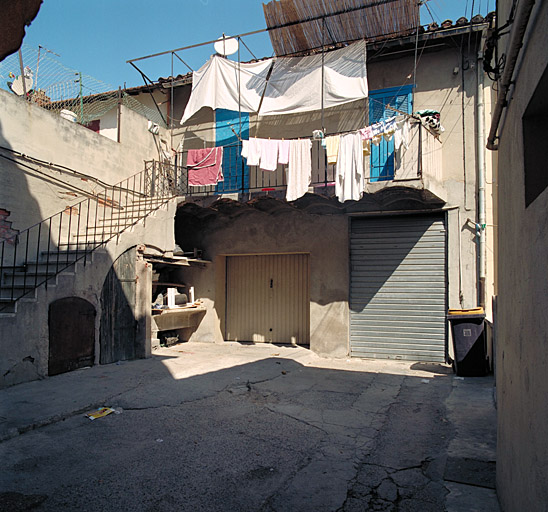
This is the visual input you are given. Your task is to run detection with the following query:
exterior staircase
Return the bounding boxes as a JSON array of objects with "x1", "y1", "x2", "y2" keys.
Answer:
[{"x1": 0, "y1": 161, "x2": 179, "y2": 315}]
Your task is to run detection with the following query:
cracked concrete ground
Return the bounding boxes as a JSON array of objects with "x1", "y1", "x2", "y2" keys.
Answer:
[{"x1": 0, "y1": 342, "x2": 499, "y2": 511}]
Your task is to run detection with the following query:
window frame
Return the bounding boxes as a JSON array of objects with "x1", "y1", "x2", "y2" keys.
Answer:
[{"x1": 368, "y1": 85, "x2": 414, "y2": 182}]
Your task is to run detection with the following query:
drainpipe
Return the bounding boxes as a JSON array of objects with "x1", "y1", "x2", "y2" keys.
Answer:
[
  {"x1": 486, "y1": 0, "x2": 536, "y2": 150},
  {"x1": 477, "y1": 31, "x2": 487, "y2": 308}
]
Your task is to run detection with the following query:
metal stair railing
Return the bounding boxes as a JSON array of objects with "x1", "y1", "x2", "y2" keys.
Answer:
[{"x1": 0, "y1": 160, "x2": 181, "y2": 313}]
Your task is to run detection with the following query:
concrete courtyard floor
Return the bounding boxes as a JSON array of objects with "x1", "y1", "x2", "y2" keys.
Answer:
[{"x1": 0, "y1": 342, "x2": 498, "y2": 511}]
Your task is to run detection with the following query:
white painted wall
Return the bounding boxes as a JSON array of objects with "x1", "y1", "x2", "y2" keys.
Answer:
[
  {"x1": 99, "y1": 106, "x2": 118, "y2": 142},
  {"x1": 0, "y1": 89, "x2": 167, "y2": 233}
]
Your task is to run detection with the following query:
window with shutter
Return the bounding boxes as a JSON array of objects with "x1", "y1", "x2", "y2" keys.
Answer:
[
  {"x1": 368, "y1": 85, "x2": 413, "y2": 182},
  {"x1": 215, "y1": 109, "x2": 249, "y2": 193}
]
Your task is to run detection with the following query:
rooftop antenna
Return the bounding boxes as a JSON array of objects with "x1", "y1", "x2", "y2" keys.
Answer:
[{"x1": 214, "y1": 34, "x2": 239, "y2": 56}]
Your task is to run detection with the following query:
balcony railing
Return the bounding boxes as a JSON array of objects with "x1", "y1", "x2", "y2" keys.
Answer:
[{"x1": 170, "y1": 122, "x2": 441, "y2": 199}]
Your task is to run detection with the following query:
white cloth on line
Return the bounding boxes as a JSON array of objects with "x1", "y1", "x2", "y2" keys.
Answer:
[
  {"x1": 335, "y1": 132, "x2": 364, "y2": 203},
  {"x1": 180, "y1": 56, "x2": 273, "y2": 124},
  {"x1": 246, "y1": 137, "x2": 262, "y2": 166},
  {"x1": 363, "y1": 139, "x2": 371, "y2": 156},
  {"x1": 286, "y1": 139, "x2": 312, "y2": 201},
  {"x1": 325, "y1": 135, "x2": 340, "y2": 164},
  {"x1": 278, "y1": 139, "x2": 290, "y2": 165},
  {"x1": 260, "y1": 138, "x2": 279, "y2": 171},
  {"x1": 382, "y1": 116, "x2": 398, "y2": 141},
  {"x1": 241, "y1": 140, "x2": 249, "y2": 159},
  {"x1": 394, "y1": 118, "x2": 410, "y2": 151},
  {"x1": 259, "y1": 40, "x2": 368, "y2": 116}
]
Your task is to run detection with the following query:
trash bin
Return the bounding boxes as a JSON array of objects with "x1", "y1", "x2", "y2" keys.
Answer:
[{"x1": 447, "y1": 308, "x2": 488, "y2": 376}]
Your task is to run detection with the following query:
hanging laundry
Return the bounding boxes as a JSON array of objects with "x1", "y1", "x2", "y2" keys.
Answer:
[
  {"x1": 325, "y1": 135, "x2": 340, "y2": 165},
  {"x1": 371, "y1": 122, "x2": 385, "y2": 137},
  {"x1": 415, "y1": 109, "x2": 445, "y2": 135},
  {"x1": 363, "y1": 139, "x2": 371, "y2": 156},
  {"x1": 382, "y1": 116, "x2": 398, "y2": 141},
  {"x1": 278, "y1": 139, "x2": 290, "y2": 165},
  {"x1": 260, "y1": 40, "x2": 368, "y2": 116},
  {"x1": 371, "y1": 134, "x2": 383, "y2": 146},
  {"x1": 286, "y1": 139, "x2": 312, "y2": 201},
  {"x1": 187, "y1": 147, "x2": 224, "y2": 186},
  {"x1": 245, "y1": 137, "x2": 262, "y2": 166},
  {"x1": 394, "y1": 118, "x2": 410, "y2": 151},
  {"x1": 359, "y1": 120, "x2": 384, "y2": 145},
  {"x1": 359, "y1": 126, "x2": 373, "y2": 140},
  {"x1": 260, "y1": 138, "x2": 279, "y2": 171},
  {"x1": 336, "y1": 132, "x2": 364, "y2": 203},
  {"x1": 241, "y1": 140, "x2": 249, "y2": 159},
  {"x1": 180, "y1": 56, "x2": 273, "y2": 124}
]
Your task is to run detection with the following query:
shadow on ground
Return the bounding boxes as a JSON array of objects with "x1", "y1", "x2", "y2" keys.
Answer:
[{"x1": 0, "y1": 344, "x2": 498, "y2": 512}]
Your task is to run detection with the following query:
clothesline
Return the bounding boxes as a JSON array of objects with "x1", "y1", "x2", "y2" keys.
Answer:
[
  {"x1": 183, "y1": 114, "x2": 429, "y2": 205},
  {"x1": 180, "y1": 113, "x2": 411, "y2": 153}
]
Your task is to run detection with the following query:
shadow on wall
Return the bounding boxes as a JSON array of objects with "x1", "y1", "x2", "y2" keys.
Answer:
[
  {"x1": 0, "y1": 116, "x2": 143, "y2": 386},
  {"x1": 0, "y1": 117, "x2": 50, "y2": 384}
]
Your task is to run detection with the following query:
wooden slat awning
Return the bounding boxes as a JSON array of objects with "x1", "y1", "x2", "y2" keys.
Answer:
[{"x1": 263, "y1": 0, "x2": 420, "y2": 56}]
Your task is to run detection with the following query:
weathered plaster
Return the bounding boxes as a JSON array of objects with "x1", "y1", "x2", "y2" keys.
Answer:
[{"x1": 495, "y1": 1, "x2": 548, "y2": 509}]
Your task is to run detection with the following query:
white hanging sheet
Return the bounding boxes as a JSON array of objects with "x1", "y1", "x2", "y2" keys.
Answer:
[
  {"x1": 286, "y1": 139, "x2": 312, "y2": 201},
  {"x1": 336, "y1": 132, "x2": 364, "y2": 203},
  {"x1": 180, "y1": 55, "x2": 273, "y2": 124},
  {"x1": 259, "y1": 40, "x2": 368, "y2": 116}
]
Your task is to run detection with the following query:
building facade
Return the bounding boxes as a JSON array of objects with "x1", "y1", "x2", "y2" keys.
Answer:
[
  {"x1": 168, "y1": 19, "x2": 496, "y2": 363},
  {"x1": 0, "y1": 15, "x2": 496, "y2": 389}
]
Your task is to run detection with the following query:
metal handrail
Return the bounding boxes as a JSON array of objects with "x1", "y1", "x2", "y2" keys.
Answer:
[{"x1": 0, "y1": 161, "x2": 178, "y2": 312}]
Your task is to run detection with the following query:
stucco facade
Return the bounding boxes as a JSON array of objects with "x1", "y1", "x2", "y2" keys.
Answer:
[
  {"x1": 168, "y1": 24, "x2": 496, "y2": 362},
  {"x1": 493, "y1": 0, "x2": 548, "y2": 509}
]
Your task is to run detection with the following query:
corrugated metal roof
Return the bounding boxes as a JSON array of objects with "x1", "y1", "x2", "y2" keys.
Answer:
[{"x1": 263, "y1": 0, "x2": 420, "y2": 56}]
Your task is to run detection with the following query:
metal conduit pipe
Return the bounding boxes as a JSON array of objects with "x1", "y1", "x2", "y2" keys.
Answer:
[
  {"x1": 477, "y1": 30, "x2": 488, "y2": 308},
  {"x1": 486, "y1": 0, "x2": 536, "y2": 150}
]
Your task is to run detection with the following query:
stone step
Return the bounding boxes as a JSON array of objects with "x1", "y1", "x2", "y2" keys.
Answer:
[{"x1": 2, "y1": 270, "x2": 58, "y2": 288}]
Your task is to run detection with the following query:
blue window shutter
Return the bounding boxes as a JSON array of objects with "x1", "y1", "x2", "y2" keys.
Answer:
[
  {"x1": 215, "y1": 109, "x2": 250, "y2": 193},
  {"x1": 368, "y1": 86, "x2": 413, "y2": 182}
]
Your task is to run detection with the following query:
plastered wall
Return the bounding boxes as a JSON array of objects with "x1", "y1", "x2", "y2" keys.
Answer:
[
  {"x1": 174, "y1": 207, "x2": 350, "y2": 358},
  {"x1": 495, "y1": 1, "x2": 548, "y2": 509},
  {"x1": 0, "y1": 201, "x2": 176, "y2": 388},
  {"x1": 171, "y1": 38, "x2": 493, "y2": 358},
  {"x1": 0, "y1": 89, "x2": 166, "y2": 232}
]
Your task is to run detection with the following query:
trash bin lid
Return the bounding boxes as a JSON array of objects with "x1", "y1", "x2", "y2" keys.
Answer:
[{"x1": 447, "y1": 307, "x2": 485, "y2": 319}]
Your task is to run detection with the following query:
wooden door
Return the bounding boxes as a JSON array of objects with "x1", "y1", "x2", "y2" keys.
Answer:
[
  {"x1": 100, "y1": 247, "x2": 138, "y2": 364},
  {"x1": 49, "y1": 297, "x2": 96, "y2": 376}
]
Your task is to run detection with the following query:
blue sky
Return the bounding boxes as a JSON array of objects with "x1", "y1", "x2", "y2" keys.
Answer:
[{"x1": 21, "y1": 0, "x2": 494, "y2": 89}]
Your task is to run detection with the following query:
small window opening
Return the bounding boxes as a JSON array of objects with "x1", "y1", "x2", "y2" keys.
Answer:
[{"x1": 523, "y1": 63, "x2": 548, "y2": 207}]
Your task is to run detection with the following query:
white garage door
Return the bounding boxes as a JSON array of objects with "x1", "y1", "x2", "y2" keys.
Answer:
[{"x1": 350, "y1": 215, "x2": 447, "y2": 362}]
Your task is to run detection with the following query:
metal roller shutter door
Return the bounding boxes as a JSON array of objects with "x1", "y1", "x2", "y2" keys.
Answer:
[{"x1": 350, "y1": 215, "x2": 447, "y2": 362}]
